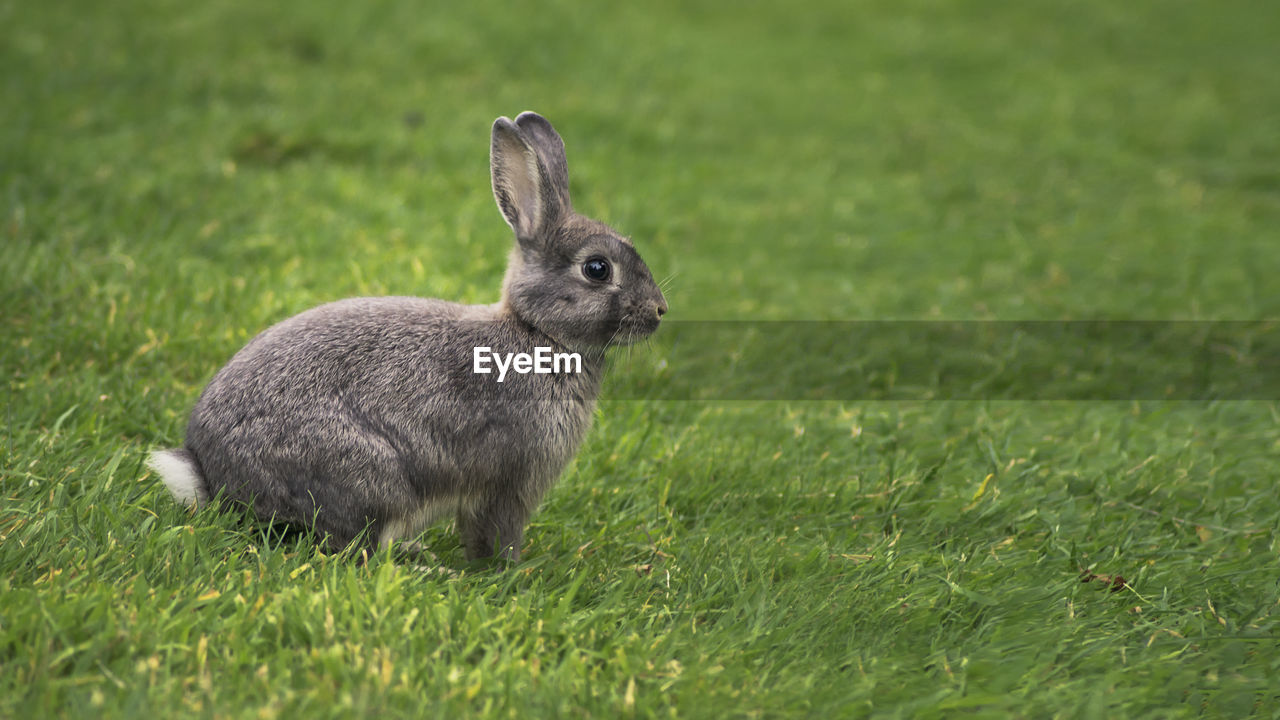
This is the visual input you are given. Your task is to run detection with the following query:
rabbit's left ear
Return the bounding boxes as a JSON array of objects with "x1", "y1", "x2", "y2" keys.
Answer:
[
  {"x1": 515, "y1": 112, "x2": 572, "y2": 213},
  {"x1": 491, "y1": 113, "x2": 570, "y2": 244}
]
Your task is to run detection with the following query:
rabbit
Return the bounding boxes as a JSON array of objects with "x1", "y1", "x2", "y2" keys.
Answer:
[{"x1": 148, "y1": 111, "x2": 667, "y2": 561}]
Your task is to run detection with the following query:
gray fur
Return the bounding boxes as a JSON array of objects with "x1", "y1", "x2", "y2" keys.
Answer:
[{"x1": 151, "y1": 112, "x2": 667, "y2": 561}]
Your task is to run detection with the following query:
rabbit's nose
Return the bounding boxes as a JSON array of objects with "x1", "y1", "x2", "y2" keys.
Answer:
[{"x1": 655, "y1": 301, "x2": 668, "y2": 319}]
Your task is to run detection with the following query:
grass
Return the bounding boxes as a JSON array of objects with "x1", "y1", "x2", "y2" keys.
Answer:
[{"x1": 3, "y1": 0, "x2": 1279, "y2": 716}]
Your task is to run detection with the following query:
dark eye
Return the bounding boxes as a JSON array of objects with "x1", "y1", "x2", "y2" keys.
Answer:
[{"x1": 582, "y1": 257, "x2": 611, "y2": 282}]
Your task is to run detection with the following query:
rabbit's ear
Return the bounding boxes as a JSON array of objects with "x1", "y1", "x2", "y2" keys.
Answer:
[
  {"x1": 491, "y1": 115, "x2": 567, "y2": 243},
  {"x1": 514, "y1": 112, "x2": 572, "y2": 213}
]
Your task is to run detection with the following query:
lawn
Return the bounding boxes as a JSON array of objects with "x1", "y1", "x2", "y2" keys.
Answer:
[{"x1": 3, "y1": 0, "x2": 1279, "y2": 716}]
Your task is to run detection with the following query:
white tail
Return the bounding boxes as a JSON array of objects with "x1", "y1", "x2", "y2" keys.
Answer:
[{"x1": 147, "y1": 449, "x2": 208, "y2": 507}]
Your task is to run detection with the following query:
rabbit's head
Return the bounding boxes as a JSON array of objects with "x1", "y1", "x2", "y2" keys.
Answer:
[{"x1": 491, "y1": 112, "x2": 667, "y2": 351}]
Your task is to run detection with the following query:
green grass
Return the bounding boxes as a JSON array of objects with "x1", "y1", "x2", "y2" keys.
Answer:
[{"x1": 4, "y1": 0, "x2": 1279, "y2": 716}]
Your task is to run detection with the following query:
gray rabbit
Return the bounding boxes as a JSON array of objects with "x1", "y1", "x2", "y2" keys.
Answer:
[{"x1": 148, "y1": 112, "x2": 667, "y2": 561}]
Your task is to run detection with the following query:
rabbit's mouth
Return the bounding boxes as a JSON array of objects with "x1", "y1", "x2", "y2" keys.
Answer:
[{"x1": 609, "y1": 314, "x2": 662, "y2": 346}]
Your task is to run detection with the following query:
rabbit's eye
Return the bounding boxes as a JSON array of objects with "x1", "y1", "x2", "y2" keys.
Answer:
[{"x1": 582, "y1": 258, "x2": 611, "y2": 282}]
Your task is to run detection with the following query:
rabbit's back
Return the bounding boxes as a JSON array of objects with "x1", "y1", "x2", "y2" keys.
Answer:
[{"x1": 184, "y1": 297, "x2": 604, "y2": 548}]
